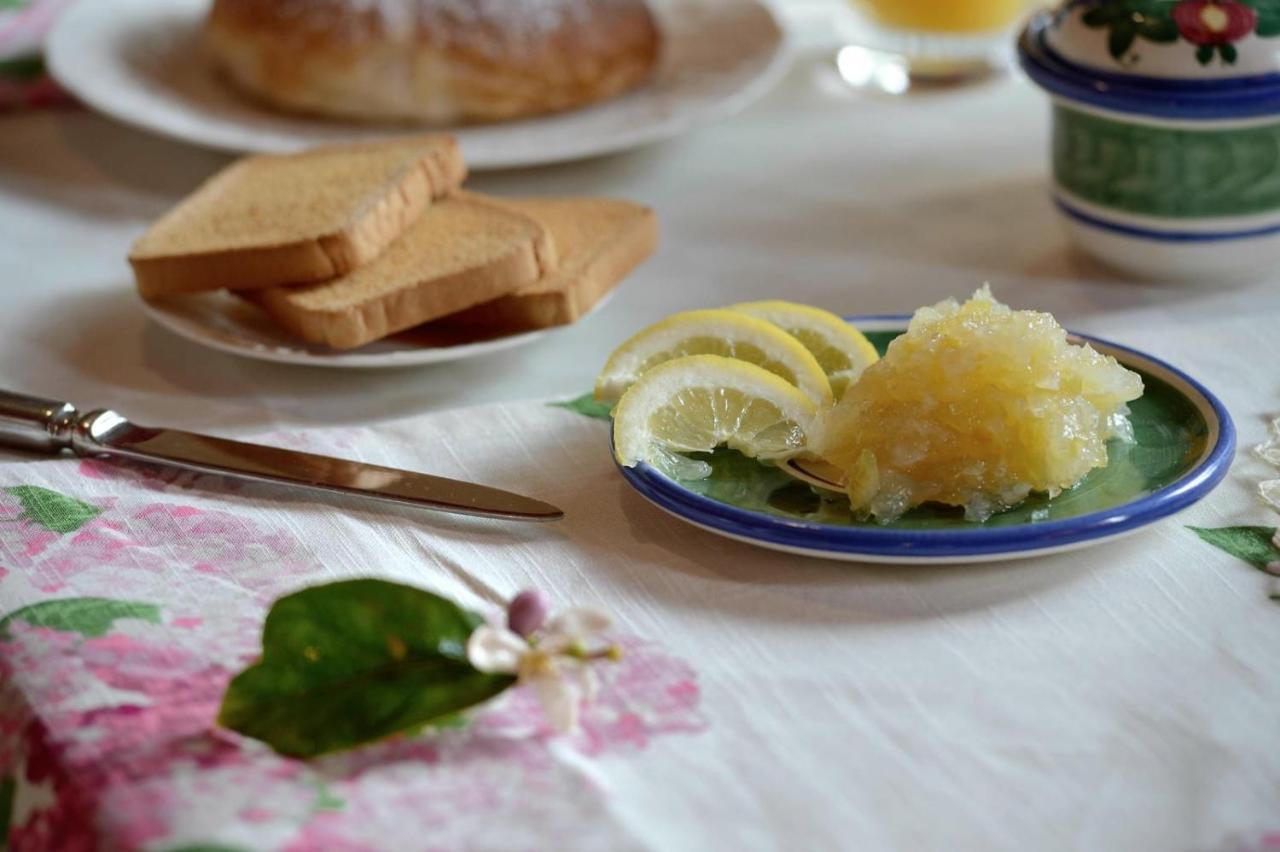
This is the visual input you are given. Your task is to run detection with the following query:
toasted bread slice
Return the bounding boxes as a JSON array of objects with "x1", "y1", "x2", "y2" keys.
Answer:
[
  {"x1": 129, "y1": 135, "x2": 465, "y2": 298},
  {"x1": 245, "y1": 194, "x2": 557, "y2": 349},
  {"x1": 439, "y1": 196, "x2": 656, "y2": 331}
]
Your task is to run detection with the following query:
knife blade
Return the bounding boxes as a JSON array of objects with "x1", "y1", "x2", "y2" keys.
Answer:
[{"x1": 0, "y1": 390, "x2": 563, "y2": 522}]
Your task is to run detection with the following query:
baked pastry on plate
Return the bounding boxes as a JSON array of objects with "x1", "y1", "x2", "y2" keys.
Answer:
[{"x1": 205, "y1": 0, "x2": 663, "y2": 124}]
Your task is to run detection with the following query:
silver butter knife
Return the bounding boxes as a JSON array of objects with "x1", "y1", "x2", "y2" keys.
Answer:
[{"x1": 0, "y1": 390, "x2": 563, "y2": 522}]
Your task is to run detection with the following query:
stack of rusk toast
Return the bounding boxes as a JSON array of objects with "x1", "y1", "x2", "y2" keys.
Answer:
[{"x1": 129, "y1": 136, "x2": 657, "y2": 349}]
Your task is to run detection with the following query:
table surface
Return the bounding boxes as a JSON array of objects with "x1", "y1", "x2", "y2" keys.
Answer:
[
  {"x1": 6, "y1": 5, "x2": 1277, "y2": 435},
  {"x1": 2, "y1": 3, "x2": 1280, "y2": 851}
]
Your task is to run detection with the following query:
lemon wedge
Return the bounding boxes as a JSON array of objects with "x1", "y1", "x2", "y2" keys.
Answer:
[
  {"x1": 595, "y1": 309, "x2": 833, "y2": 407},
  {"x1": 728, "y1": 301, "x2": 879, "y2": 399},
  {"x1": 612, "y1": 354, "x2": 817, "y2": 478}
]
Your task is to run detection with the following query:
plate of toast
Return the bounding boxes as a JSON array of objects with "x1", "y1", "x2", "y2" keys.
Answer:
[
  {"x1": 47, "y1": 0, "x2": 790, "y2": 169},
  {"x1": 132, "y1": 135, "x2": 657, "y2": 367}
]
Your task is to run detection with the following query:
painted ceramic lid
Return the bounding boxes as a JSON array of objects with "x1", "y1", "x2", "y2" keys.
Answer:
[{"x1": 1019, "y1": 2, "x2": 1280, "y2": 120}]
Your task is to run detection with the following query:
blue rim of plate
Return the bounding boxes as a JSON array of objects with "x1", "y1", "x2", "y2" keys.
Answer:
[
  {"x1": 612, "y1": 315, "x2": 1236, "y2": 561},
  {"x1": 1017, "y1": 11, "x2": 1280, "y2": 121}
]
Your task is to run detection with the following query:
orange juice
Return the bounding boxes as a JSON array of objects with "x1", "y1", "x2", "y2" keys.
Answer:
[{"x1": 852, "y1": 0, "x2": 1025, "y2": 32}]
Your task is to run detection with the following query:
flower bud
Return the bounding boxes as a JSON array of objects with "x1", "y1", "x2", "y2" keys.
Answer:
[{"x1": 506, "y1": 589, "x2": 550, "y2": 637}]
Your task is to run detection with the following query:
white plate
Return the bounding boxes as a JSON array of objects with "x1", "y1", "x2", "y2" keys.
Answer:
[
  {"x1": 47, "y1": 0, "x2": 790, "y2": 169},
  {"x1": 139, "y1": 291, "x2": 610, "y2": 368}
]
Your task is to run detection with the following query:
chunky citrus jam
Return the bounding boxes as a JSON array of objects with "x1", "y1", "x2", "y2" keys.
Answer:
[{"x1": 819, "y1": 287, "x2": 1144, "y2": 522}]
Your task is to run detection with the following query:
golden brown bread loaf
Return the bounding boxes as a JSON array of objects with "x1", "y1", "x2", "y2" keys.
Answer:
[{"x1": 205, "y1": 0, "x2": 662, "y2": 125}]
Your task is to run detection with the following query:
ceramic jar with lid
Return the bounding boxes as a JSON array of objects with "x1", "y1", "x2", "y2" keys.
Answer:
[{"x1": 1019, "y1": 1, "x2": 1280, "y2": 280}]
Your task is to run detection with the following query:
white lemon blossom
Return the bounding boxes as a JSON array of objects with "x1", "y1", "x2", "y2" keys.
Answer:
[{"x1": 467, "y1": 604, "x2": 618, "y2": 732}]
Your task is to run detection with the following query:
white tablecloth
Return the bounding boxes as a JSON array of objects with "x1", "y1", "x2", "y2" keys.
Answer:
[{"x1": 0, "y1": 3, "x2": 1278, "y2": 850}]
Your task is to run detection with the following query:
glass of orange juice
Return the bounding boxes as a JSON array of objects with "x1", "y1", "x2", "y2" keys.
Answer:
[{"x1": 837, "y1": 0, "x2": 1032, "y2": 92}]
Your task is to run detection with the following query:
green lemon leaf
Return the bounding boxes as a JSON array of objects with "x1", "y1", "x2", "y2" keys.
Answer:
[
  {"x1": 218, "y1": 579, "x2": 515, "y2": 758},
  {"x1": 550, "y1": 393, "x2": 613, "y2": 421},
  {"x1": 3, "y1": 486, "x2": 100, "y2": 534},
  {"x1": 1189, "y1": 526, "x2": 1280, "y2": 571},
  {"x1": 0, "y1": 598, "x2": 161, "y2": 640}
]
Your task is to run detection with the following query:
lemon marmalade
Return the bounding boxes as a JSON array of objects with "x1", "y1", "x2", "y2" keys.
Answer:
[{"x1": 819, "y1": 287, "x2": 1143, "y2": 523}]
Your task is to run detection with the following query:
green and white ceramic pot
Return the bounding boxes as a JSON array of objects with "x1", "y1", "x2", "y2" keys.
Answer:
[{"x1": 1019, "y1": 1, "x2": 1280, "y2": 280}]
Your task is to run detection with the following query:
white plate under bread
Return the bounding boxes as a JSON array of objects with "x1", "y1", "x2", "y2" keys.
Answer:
[
  {"x1": 139, "y1": 289, "x2": 616, "y2": 369},
  {"x1": 129, "y1": 134, "x2": 657, "y2": 366},
  {"x1": 48, "y1": 0, "x2": 789, "y2": 169}
]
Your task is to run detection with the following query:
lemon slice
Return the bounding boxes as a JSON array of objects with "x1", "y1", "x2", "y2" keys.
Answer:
[
  {"x1": 595, "y1": 309, "x2": 833, "y2": 407},
  {"x1": 612, "y1": 354, "x2": 817, "y2": 478},
  {"x1": 728, "y1": 301, "x2": 879, "y2": 399}
]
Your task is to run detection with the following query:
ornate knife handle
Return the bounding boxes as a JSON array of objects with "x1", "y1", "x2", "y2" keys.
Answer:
[{"x1": 0, "y1": 390, "x2": 81, "y2": 454}]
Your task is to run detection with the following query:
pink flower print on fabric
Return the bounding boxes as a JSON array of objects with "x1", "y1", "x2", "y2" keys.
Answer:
[
  {"x1": 1, "y1": 629, "x2": 704, "y2": 850},
  {"x1": 577, "y1": 638, "x2": 705, "y2": 755},
  {"x1": 7, "y1": 718, "x2": 99, "y2": 852},
  {"x1": 473, "y1": 636, "x2": 707, "y2": 754},
  {"x1": 1, "y1": 626, "x2": 94, "y2": 711},
  {"x1": 2, "y1": 625, "x2": 247, "y2": 849},
  {"x1": 0, "y1": 656, "x2": 33, "y2": 779},
  {"x1": 121, "y1": 503, "x2": 318, "y2": 595},
  {"x1": 0, "y1": 493, "x2": 59, "y2": 562},
  {"x1": 150, "y1": 637, "x2": 704, "y2": 850},
  {"x1": 0, "y1": 498, "x2": 22, "y2": 522},
  {"x1": 1, "y1": 499, "x2": 324, "y2": 596},
  {"x1": 0, "y1": 486, "x2": 706, "y2": 847},
  {"x1": 5, "y1": 624, "x2": 235, "y2": 765},
  {"x1": 1219, "y1": 831, "x2": 1280, "y2": 852}
]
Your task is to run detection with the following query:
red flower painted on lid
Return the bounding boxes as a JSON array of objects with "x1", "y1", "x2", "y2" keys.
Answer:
[{"x1": 1172, "y1": 0, "x2": 1257, "y2": 46}]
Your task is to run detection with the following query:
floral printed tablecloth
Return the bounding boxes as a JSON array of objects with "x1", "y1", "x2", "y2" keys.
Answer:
[
  {"x1": 1, "y1": 397, "x2": 1278, "y2": 851},
  {"x1": 0, "y1": 405, "x2": 709, "y2": 851}
]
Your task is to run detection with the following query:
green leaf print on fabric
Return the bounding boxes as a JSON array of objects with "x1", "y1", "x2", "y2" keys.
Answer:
[
  {"x1": 4, "y1": 486, "x2": 101, "y2": 534},
  {"x1": 549, "y1": 393, "x2": 613, "y2": 421},
  {"x1": 1188, "y1": 526, "x2": 1280, "y2": 571},
  {"x1": 218, "y1": 579, "x2": 515, "y2": 758},
  {"x1": 0, "y1": 598, "x2": 162, "y2": 640}
]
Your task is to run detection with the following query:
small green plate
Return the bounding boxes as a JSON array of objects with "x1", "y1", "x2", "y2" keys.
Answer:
[{"x1": 615, "y1": 317, "x2": 1236, "y2": 563}]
